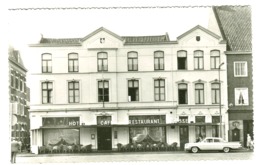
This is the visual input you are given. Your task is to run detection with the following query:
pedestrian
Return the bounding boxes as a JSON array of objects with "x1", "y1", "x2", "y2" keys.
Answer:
[
  {"x1": 246, "y1": 134, "x2": 252, "y2": 150},
  {"x1": 11, "y1": 138, "x2": 21, "y2": 163}
]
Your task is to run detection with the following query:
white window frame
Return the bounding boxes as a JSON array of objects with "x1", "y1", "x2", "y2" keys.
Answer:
[
  {"x1": 234, "y1": 61, "x2": 248, "y2": 77},
  {"x1": 234, "y1": 88, "x2": 249, "y2": 106}
]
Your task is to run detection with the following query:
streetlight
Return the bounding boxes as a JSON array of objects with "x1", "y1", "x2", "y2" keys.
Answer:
[{"x1": 218, "y1": 62, "x2": 224, "y2": 138}]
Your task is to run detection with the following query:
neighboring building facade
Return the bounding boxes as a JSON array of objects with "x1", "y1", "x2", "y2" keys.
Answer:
[
  {"x1": 209, "y1": 6, "x2": 253, "y2": 147},
  {"x1": 28, "y1": 26, "x2": 227, "y2": 154},
  {"x1": 9, "y1": 46, "x2": 30, "y2": 149}
]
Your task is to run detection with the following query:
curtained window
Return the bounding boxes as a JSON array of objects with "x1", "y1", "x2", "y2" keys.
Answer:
[{"x1": 129, "y1": 127, "x2": 166, "y2": 144}]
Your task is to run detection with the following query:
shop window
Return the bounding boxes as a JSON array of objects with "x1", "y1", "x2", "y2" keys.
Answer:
[
  {"x1": 195, "y1": 83, "x2": 204, "y2": 104},
  {"x1": 42, "y1": 82, "x2": 53, "y2": 104},
  {"x1": 154, "y1": 51, "x2": 164, "y2": 70},
  {"x1": 194, "y1": 50, "x2": 204, "y2": 70},
  {"x1": 195, "y1": 125, "x2": 206, "y2": 139},
  {"x1": 210, "y1": 50, "x2": 220, "y2": 69},
  {"x1": 97, "y1": 52, "x2": 108, "y2": 72},
  {"x1": 212, "y1": 125, "x2": 219, "y2": 137},
  {"x1": 43, "y1": 129, "x2": 80, "y2": 146},
  {"x1": 98, "y1": 80, "x2": 109, "y2": 102},
  {"x1": 235, "y1": 88, "x2": 249, "y2": 105},
  {"x1": 234, "y1": 61, "x2": 248, "y2": 77},
  {"x1": 178, "y1": 83, "x2": 188, "y2": 104},
  {"x1": 129, "y1": 127, "x2": 166, "y2": 144},
  {"x1": 68, "y1": 81, "x2": 80, "y2": 103},
  {"x1": 42, "y1": 53, "x2": 52, "y2": 73},
  {"x1": 177, "y1": 50, "x2": 187, "y2": 70},
  {"x1": 68, "y1": 53, "x2": 79, "y2": 72},
  {"x1": 154, "y1": 79, "x2": 165, "y2": 101},
  {"x1": 128, "y1": 80, "x2": 139, "y2": 101},
  {"x1": 128, "y1": 51, "x2": 138, "y2": 71}
]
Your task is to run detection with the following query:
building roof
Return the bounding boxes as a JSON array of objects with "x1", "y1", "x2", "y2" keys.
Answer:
[
  {"x1": 213, "y1": 6, "x2": 252, "y2": 52},
  {"x1": 8, "y1": 47, "x2": 27, "y2": 71},
  {"x1": 40, "y1": 38, "x2": 82, "y2": 44},
  {"x1": 38, "y1": 27, "x2": 170, "y2": 45},
  {"x1": 122, "y1": 34, "x2": 170, "y2": 44}
]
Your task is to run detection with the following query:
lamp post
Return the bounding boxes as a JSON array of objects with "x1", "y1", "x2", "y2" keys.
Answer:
[{"x1": 218, "y1": 62, "x2": 224, "y2": 138}]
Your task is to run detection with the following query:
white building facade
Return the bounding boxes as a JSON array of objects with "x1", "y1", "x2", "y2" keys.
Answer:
[{"x1": 28, "y1": 26, "x2": 228, "y2": 154}]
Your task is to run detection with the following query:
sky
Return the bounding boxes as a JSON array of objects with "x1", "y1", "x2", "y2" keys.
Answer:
[{"x1": 8, "y1": 7, "x2": 210, "y2": 47}]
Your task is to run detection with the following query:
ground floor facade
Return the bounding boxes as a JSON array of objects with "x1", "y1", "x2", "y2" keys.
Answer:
[
  {"x1": 30, "y1": 107, "x2": 228, "y2": 154},
  {"x1": 228, "y1": 110, "x2": 253, "y2": 147}
]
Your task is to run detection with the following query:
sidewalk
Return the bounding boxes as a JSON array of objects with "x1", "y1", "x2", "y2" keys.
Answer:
[{"x1": 17, "y1": 148, "x2": 253, "y2": 157}]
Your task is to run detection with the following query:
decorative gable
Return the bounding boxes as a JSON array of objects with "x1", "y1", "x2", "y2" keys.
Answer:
[
  {"x1": 81, "y1": 27, "x2": 124, "y2": 49},
  {"x1": 177, "y1": 25, "x2": 222, "y2": 46}
]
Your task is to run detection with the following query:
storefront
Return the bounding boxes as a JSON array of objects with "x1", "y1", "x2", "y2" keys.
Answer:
[
  {"x1": 41, "y1": 117, "x2": 81, "y2": 146},
  {"x1": 228, "y1": 110, "x2": 253, "y2": 147},
  {"x1": 128, "y1": 115, "x2": 166, "y2": 144}
]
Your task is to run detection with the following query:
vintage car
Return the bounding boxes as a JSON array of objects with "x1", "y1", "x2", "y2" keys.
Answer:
[{"x1": 184, "y1": 137, "x2": 242, "y2": 153}]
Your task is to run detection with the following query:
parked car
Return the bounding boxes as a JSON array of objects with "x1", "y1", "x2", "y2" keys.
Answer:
[{"x1": 184, "y1": 137, "x2": 242, "y2": 153}]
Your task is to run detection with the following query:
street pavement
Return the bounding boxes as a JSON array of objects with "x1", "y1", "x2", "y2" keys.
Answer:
[{"x1": 15, "y1": 150, "x2": 254, "y2": 163}]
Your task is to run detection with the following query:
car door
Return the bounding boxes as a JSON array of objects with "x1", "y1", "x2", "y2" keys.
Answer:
[
  {"x1": 200, "y1": 138, "x2": 214, "y2": 150},
  {"x1": 213, "y1": 138, "x2": 223, "y2": 150}
]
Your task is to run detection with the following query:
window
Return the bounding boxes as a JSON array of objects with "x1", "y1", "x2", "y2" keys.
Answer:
[
  {"x1": 179, "y1": 116, "x2": 188, "y2": 123},
  {"x1": 178, "y1": 83, "x2": 188, "y2": 104},
  {"x1": 128, "y1": 52, "x2": 138, "y2": 71},
  {"x1": 154, "y1": 51, "x2": 164, "y2": 70},
  {"x1": 195, "y1": 83, "x2": 204, "y2": 104},
  {"x1": 194, "y1": 50, "x2": 204, "y2": 70},
  {"x1": 68, "y1": 81, "x2": 79, "y2": 103},
  {"x1": 15, "y1": 77, "x2": 19, "y2": 89},
  {"x1": 42, "y1": 54, "x2": 52, "y2": 73},
  {"x1": 177, "y1": 51, "x2": 187, "y2": 70},
  {"x1": 211, "y1": 83, "x2": 220, "y2": 104},
  {"x1": 154, "y1": 79, "x2": 165, "y2": 101},
  {"x1": 10, "y1": 74, "x2": 14, "y2": 87},
  {"x1": 68, "y1": 53, "x2": 79, "y2": 72},
  {"x1": 42, "y1": 82, "x2": 53, "y2": 104},
  {"x1": 195, "y1": 116, "x2": 205, "y2": 123},
  {"x1": 129, "y1": 127, "x2": 166, "y2": 143},
  {"x1": 97, "y1": 52, "x2": 108, "y2": 72},
  {"x1": 235, "y1": 88, "x2": 249, "y2": 105},
  {"x1": 234, "y1": 61, "x2": 248, "y2": 77},
  {"x1": 210, "y1": 50, "x2": 220, "y2": 69},
  {"x1": 20, "y1": 79, "x2": 23, "y2": 91},
  {"x1": 128, "y1": 80, "x2": 139, "y2": 101},
  {"x1": 98, "y1": 80, "x2": 109, "y2": 102},
  {"x1": 212, "y1": 116, "x2": 220, "y2": 123}
]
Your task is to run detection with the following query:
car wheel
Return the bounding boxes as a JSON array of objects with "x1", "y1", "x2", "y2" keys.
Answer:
[
  {"x1": 191, "y1": 147, "x2": 199, "y2": 153},
  {"x1": 223, "y1": 147, "x2": 230, "y2": 153}
]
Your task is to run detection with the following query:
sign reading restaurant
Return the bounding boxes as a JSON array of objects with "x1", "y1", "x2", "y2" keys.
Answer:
[{"x1": 129, "y1": 115, "x2": 166, "y2": 125}]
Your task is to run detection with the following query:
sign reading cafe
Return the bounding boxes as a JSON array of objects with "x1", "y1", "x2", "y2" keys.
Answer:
[{"x1": 129, "y1": 115, "x2": 166, "y2": 125}]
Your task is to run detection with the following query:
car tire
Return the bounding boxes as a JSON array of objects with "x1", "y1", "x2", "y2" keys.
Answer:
[
  {"x1": 223, "y1": 147, "x2": 230, "y2": 153},
  {"x1": 191, "y1": 147, "x2": 199, "y2": 153}
]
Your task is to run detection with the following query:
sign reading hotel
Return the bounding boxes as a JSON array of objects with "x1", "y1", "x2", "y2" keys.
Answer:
[
  {"x1": 129, "y1": 115, "x2": 166, "y2": 125},
  {"x1": 42, "y1": 117, "x2": 80, "y2": 126}
]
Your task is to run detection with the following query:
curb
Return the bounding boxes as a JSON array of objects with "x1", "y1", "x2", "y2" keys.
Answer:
[{"x1": 17, "y1": 149, "x2": 253, "y2": 157}]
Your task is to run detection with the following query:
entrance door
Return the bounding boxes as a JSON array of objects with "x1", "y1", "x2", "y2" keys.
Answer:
[
  {"x1": 97, "y1": 127, "x2": 112, "y2": 150},
  {"x1": 232, "y1": 128, "x2": 240, "y2": 141},
  {"x1": 179, "y1": 126, "x2": 189, "y2": 150}
]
